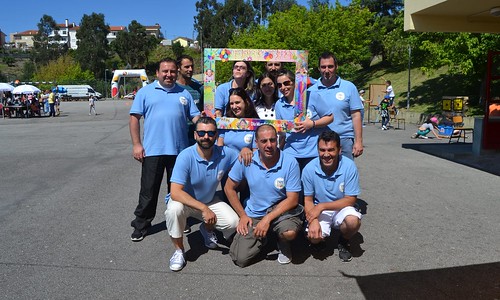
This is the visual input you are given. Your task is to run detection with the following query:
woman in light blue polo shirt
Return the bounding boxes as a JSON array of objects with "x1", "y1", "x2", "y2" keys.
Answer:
[
  {"x1": 275, "y1": 69, "x2": 333, "y2": 170},
  {"x1": 214, "y1": 61, "x2": 255, "y2": 117}
]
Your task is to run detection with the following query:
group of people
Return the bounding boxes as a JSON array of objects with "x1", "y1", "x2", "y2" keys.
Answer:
[{"x1": 128, "y1": 52, "x2": 365, "y2": 271}]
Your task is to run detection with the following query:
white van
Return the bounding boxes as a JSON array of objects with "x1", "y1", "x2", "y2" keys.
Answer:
[{"x1": 59, "y1": 85, "x2": 102, "y2": 101}]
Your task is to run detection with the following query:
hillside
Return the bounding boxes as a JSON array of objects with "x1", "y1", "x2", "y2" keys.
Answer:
[{"x1": 351, "y1": 60, "x2": 484, "y2": 116}]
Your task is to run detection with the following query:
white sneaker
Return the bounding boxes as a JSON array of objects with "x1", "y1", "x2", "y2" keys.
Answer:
[
  {"x1": 277, "y1": 240, "x2": 292, "y2": 264},
  {"x1": 419, "y1": 135, "x2": 428, "y2": 139},
  {"x1": 169, "y1": 250, "x2": 185, "y2": 272},
  {"x1": 199, "y1": 224, "x2": 218, "y2": 249}
]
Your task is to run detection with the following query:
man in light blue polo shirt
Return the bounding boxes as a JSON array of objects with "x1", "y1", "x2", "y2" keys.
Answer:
[
  {"x1": 129, "y1": 58, "x2": 200, "y2": 242},
  {"x1": 225, "y1": 124, "x2": 303, "y2": 267},
  {"x1": 308, "y1": 51, "x2": 364, "y2": 159},
  {"x1": 165, "y1": 117, "x2": 239, "y2": 271},
  {"x1": 301, "y1": 130, "x2": 362, "y2": 262}
]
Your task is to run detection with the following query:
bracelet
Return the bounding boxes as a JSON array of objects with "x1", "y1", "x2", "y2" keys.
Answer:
[{"x1": 312, "y1": 120, "x2": 316, "y2": 128}]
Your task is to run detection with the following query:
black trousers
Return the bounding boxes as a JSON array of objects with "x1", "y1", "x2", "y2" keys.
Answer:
[{"x1": 131, "y1": 155, "x2": 177, "y2": 231}]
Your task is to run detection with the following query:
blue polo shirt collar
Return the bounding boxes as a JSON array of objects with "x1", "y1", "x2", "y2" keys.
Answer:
[
  {"x1": 252, "y1": 150, "x2": 283, "y2": 171},
  {"x1": 194, "y1": 145, "x2": 221, "y2": 167},
  {"x1": 154, "y1": 81, "x2": 183, "y2": 93},
  {"x1": 318, "y1": 76, "x2": 342, "y2": 90}
]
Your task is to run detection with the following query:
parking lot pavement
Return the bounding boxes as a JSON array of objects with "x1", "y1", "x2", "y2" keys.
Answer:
[{"x1": 1, "y1": 101, "x2": 499, "y2": 299}]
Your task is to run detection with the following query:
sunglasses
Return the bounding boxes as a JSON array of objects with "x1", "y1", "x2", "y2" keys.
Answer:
[
  {"x1": 196, "y1": 130, "x2": 217, "y2": 137},
  {"x1": 267, "y1": 63, "x2": 280, "y2": 66},
  {"x1": 277, "y1": 80, "x2": 293, "y2": 88}
]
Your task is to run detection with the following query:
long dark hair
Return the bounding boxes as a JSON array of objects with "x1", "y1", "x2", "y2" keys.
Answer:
[
  {"x1": 255, "y1": 72, "x2": 279, "y2": 107},
  {"x1": 225, "y1": 87, "x2": 259, "y2": 118},
  {"x1": 232, "y1": 61, "x2": 255, "y2": 95}
]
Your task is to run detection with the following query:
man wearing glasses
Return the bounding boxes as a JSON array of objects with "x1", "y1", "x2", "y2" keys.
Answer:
[{"x1": 164, "y1": 117, "x2": 240, "y2": 271}]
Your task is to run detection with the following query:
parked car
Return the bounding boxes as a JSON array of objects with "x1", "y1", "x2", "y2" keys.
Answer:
[
  {"x1": 124, "y1": 93, "x2": 135, "y2": 100},
  {"x1": 58, "y1": 85, "x2": 102, "y2": 101}
]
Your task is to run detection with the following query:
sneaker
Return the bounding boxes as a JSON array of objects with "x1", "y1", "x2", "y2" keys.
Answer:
[
  {"x1": 411, "y1": 133, "x2": 418, "y2": 139},
  {"x1": 199, "y1": 224, "x2": 218, "y2": 249},
  {"x1": 277, "y1": 240, "x2": 292, "y2": 264},
  {"x1": 338, "y1": 237, "x2": 352, "y2": 262},
  {"x1": 130, "y1": 228, "x2": 147, "y2": 242},
  {"x1": 418, "y1": 135, "x2": 428, "y2": 139},
  {"x1": 183, "y1": 224, "x2": 191, "y2": 234},
  {"x1": 169, "y1": 250, "x2": 186, "y2": 271}
]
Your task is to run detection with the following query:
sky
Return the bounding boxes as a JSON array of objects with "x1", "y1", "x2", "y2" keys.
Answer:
[{"x1": 1, "y1": 0, "x2": 350, "y2": 42}]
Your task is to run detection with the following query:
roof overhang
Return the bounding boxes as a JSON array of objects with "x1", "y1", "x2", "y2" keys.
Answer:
[{"x1": 405, "y1": 0, "x2": 500, "y2": 33}]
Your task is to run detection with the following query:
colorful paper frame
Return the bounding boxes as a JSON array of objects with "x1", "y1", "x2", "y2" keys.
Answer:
[{"x1": 203, "y1": 48, "x2": 308, "y2": 132}]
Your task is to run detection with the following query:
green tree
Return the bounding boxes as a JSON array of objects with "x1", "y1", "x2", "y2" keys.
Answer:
[
  {"x1": 230, "y1": 4, "x2": 374, "y2": 78},
  {"x1": 75, "y1": 13, "x2": 110, "y2": 78},
  {"x1": 172, "y1": 41, "x2": 184, "y2": 58},
  {"x1": 32, "y1": 15, "x2": 66, "y2": 70},
  {"x1": 111, "y1": 20, "x2": 159, "y2": 68},
  {"x1": 33, "y1": 54, "x2": 94, "y2": 84},
  {"x1": 195, "y1": 0, "x2": 256, "y2": 48},
  {"x1": 360, "y1": 0, "x2": 403, "y2": 60},
  {"x1": 22, "y1": 60, "x2": 36, "y2": 82}
]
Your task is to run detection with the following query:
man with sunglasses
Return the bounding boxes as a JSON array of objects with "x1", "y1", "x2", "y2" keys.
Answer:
[
  {"x1": 129, "y1": 58, "x2": 200, "y2": 242},
  {"x1": 308, "y1": 52, "x2": 364, "y2": 160},
  {"x1": 165, "y1": 117, "x2": 239, "y2": 271}
]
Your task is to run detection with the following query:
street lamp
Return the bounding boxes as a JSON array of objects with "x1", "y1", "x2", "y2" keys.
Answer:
[
  {"x1": 407, "y1": 45, "x2": 411, "y2": 110},
  {"x1": 104, "y1": 69, "x2": 109, "y2": 99}
]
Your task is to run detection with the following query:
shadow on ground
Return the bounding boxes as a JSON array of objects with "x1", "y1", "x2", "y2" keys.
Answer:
[
  {"x1": 342, "y1": 262, "x2": 500, "y2": 299},
  {"x1": 402, "y1": 143, "x2": 500, "y2": 177}
]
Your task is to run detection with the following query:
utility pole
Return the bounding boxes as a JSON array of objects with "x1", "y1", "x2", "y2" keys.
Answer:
[{"x1": 407, "y1": 45, "x2": 411, "y2": 110}]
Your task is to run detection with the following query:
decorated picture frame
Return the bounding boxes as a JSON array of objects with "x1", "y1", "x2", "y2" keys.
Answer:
[{"x1": 203, "y1": 48, "x2": 308, "y2": 132}]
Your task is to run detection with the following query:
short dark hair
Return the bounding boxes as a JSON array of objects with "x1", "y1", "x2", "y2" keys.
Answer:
[
  {"x1": 157, "y1": 58, "x2": 176, "y2": 70},
  {"x1": 255, "y1": 124, "x2": 277, "y2": 140},
  {"x1": 195, "y1": 116, "x2": 217, "y2": 131},
  {"x1": 276, "y1": 69, "x2": 295, "y2": 84},
  {"x1": 318, "y1": 51, "x2": 338, "y2": 67},
  {"x1": 176, "y1": 55, "x2": 194, "y2": 68},
  {"x1": 318, "y1": 130, "x2": 340, "y2": 147}
]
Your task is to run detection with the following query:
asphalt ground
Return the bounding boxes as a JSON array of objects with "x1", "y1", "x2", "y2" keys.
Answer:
[{"x1": 1, "y1": 100, "x2": 499, "y2": 299}]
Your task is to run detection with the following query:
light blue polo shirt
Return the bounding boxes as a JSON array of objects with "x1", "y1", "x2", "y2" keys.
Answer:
[
  {"x1": 214, "y1": 80, "x2": 233, "y2": 113},
  {"x1": 308, "y1": 77, "x2": 363, "y2": 138},
  {"x1": 170, "y1": 144, "x2": 238, "y2": 204},
  {"x1": 228, "y1": 150, "x2": 301, "y2": 218},
  {"x1": 275, "y1": 94, "x2": 333, "y2": 159},
  {"x1": 130, "y1": 81, "x2": 200, "y2": 156},
  {"x1": 301, "y1": 156, "x2": 360, "y2": 205},
  {"x1": 219, "y1": 129, "x2": 255, "y2": 151}
]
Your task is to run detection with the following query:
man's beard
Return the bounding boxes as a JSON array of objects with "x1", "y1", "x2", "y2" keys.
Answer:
[{"x1": 197, "y1": 139, "x2": 215, "y2": 150}]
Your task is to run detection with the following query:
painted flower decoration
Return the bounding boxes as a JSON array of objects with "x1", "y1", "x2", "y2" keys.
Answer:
[{"x1": 264, "y1": 52, "x2": 273, "y2": 61}]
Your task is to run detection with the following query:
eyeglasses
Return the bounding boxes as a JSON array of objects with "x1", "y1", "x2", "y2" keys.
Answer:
[
  {"x1": 233, "y1": 65, "x2": 247, "y2": 70},
  {"x1": 277, "y1": 80, "x2": 293, "y2": 88},
  {"x1": 196, "y1": 130, "x2": 217, "y2": 137}
]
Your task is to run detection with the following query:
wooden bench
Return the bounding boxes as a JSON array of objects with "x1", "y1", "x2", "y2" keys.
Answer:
[{"x1": 449, "y1": 127, "x2": 474, "y2": 143}]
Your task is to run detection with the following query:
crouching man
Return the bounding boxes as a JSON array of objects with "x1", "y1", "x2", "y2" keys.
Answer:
[
  {"x1": 225, "y1": 124, "x2": 303, "y2": 267},
  {"x1": 165, "y1": 117, "x2": 239, "y2": 271},
  {"x1": 301, "y1": 130, "x2": 362, "y2": 262}
]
